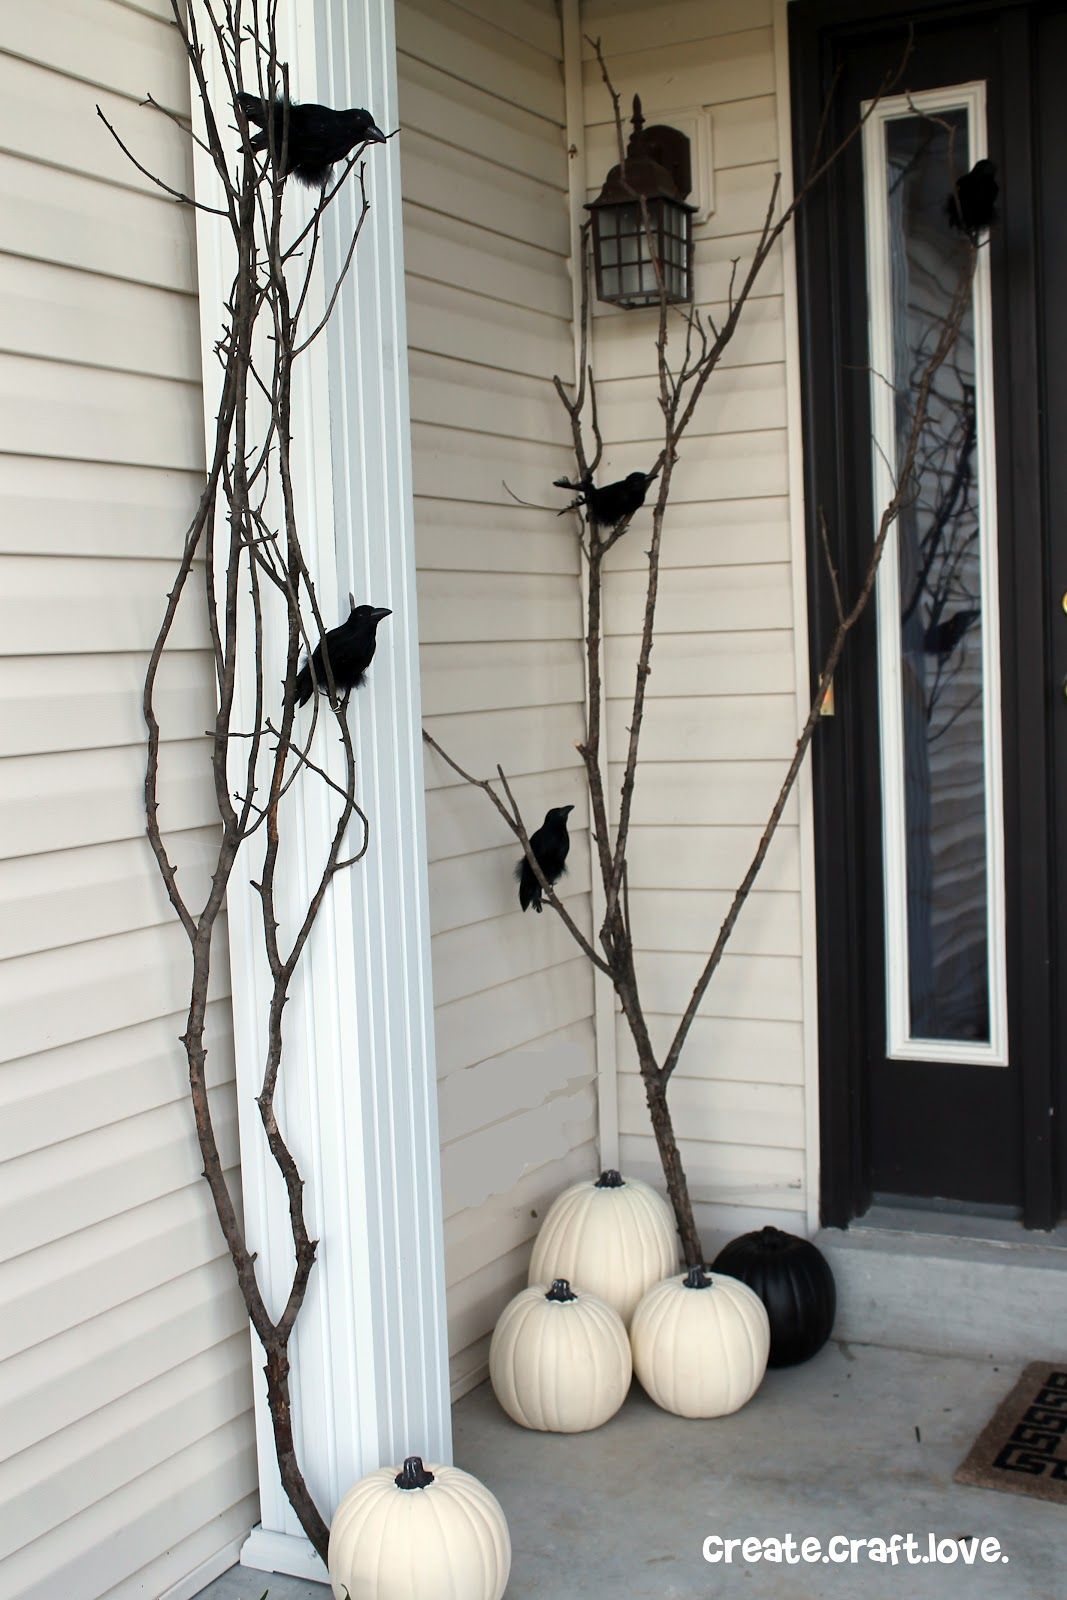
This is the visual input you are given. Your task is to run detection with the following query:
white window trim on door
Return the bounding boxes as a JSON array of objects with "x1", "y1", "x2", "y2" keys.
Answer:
[
  {"x1": 186, "y1": 0, "x2": 451, "y2": 1582},
  {"x1": 862, "y1": 82, "x2": 1009, "y2": 1067}
]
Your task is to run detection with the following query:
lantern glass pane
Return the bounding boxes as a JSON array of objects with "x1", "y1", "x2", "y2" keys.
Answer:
[{"x1": 592, "y1": 192, "x2": 692, "y2": 306}]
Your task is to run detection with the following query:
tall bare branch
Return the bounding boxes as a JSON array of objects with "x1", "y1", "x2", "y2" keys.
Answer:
[
  {"x1": 425, "y1": 36, "x2": 972, "y2": 1270},
  {"x1": 129, "y1": 0, "x2": 381, "y2": 1557}
]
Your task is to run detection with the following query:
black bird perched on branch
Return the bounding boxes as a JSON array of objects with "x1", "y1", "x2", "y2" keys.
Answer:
[
  {"x1": 517, "y1": 805, "x2": 574, "y2": 913},
  {"x1": 553, "y1": 468, "x2": 659, "y2": 527},
  {"x1": 946, "y1": 159, "x2": 998, "y2": 239},
  {"x1": 923, "y1": 606, "x2": 981, "y2": 658},
  {"x1": 294, "y1": 601, "x2": 391, "y2": 706},
  {"x1": 235, "y1": 93, "x2": 387, "y2": 187}
]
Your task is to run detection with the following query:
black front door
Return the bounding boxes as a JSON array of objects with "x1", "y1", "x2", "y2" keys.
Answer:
[{"x1": 790, "y1": 0, "x2": 1066, "y2": 1228}]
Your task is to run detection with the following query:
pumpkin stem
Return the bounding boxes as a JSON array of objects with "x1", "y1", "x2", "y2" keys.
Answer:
[
  {"x1": 395, "y1": 1456, "x2": 436, "y2": 1490},
  {"x1": 546, "y1": 1278, "x2": 578, "y2": 1302},
  {"x1": 758, "y1": 1226, "x2": 787, "y2": 1248},
  {"x1": 683, "y1": 1265, "x2": 713, "y2": 1290},
  {"x1": 595, "y1": 1169, "x2": 625, "y2": 1188}
]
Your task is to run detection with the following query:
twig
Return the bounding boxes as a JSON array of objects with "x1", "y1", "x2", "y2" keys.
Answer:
[
  {"x1": 422, "y1": 730, "x2": 612, "y2": 975},
  {"x1": 502, "y1": 479, "x2": 564, "y2": 513},
  {"x1": 96, "y1": 103, "x2": 230, "y2": 214},
  {"x1": 819, "y1": 508, "x2": 845, "y2": 624}
]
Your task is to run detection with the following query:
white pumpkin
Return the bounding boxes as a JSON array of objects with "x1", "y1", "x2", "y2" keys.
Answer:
[
  {"x1": 490, "y1": 1277, "x2": 632, "y2": 1432},
  {"x1": 630, "y1": 1266, "x2": 770, "y2": 1418},
  {"x1": 328, "y1": 1456, "x2": 510, "y2": 1600},
  {"x1": 528, "y1": 1168, "x2": 678, "y2": 1324}
]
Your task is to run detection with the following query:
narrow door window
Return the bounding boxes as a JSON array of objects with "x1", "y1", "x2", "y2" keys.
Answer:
[{"x1": 862, "y1": 85, "x2": 1007, "y2": 1064}]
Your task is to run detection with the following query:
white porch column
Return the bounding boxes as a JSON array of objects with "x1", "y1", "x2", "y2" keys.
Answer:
[{"x1": 187, "y1": 0, "x2": 451, "y2": 1583}]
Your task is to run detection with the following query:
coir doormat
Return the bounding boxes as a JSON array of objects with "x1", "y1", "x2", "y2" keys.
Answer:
[{"x1": 955, "y1": 1363, "x2": 1067, "y2": 1506}]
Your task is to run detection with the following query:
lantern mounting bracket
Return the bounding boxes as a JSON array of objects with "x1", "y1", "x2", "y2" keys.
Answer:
[{"x1": 628, "y1": 96, "x2": 693, "y2": 202}]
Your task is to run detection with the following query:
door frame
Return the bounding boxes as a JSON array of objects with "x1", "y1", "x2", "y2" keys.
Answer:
[{"x1": 788, "y1": 0, "x2": 1060, "y2": 1229}]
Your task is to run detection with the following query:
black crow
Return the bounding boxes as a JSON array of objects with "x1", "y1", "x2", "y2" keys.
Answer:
[
  {"x1": 517, "y1": 805, "x2": 574, "y2": 913},
  {"x1": 946, "y1": 159, "x2": 998, "y2": 238},
  {"x1": 553, "y1": 469, "x2": 659, "y2": 527},
  {"x1": 923, "y1": 606, "x2": 980, "y2": 658},
  {"x1": 294, "y1": 601, "x2": 391, "y2": 706},
  {"x1": 236, "y1": 93, "x2": 387, "y2": 187}
]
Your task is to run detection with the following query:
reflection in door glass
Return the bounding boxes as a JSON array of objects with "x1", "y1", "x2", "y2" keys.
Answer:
[{"x1": 886, "y1": 113, "x2": 989, "y2": 1043}]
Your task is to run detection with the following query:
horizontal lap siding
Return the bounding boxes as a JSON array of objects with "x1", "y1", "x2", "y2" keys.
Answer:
[
  {"x1": 397, "y1": 0, "x2": 597, "y2": 1398},
  {"x1": 583, "y1": 0, "x2": 809, "y2": 1241},
  {"x1": 0, "y1": 5, "x2": 256, "y2": 1597}
]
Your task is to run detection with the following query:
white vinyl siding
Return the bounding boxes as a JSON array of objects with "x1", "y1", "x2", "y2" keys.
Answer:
[
  {"x1": 583, "y1": 0, "x2": 814, "y2": 1242},
  {"x1": 0, "y1": 5, "x2": 257, "y2": 1597},
  {"x1": 398, "y1": 0, "x2": 599, "y2": 1399},
  {"x1": 1, "y1": 4, "x2": 823, "y2": 1590}
]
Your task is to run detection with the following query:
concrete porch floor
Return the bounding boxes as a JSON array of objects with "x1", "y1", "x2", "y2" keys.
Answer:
[{"x1": 198, "y1": 1341, "x2": 1063, "y2": 1600}]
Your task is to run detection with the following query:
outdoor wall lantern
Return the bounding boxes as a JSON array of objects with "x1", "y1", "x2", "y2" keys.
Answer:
[{"x1": 586, "y1": 95, "x2": 696, "y2": 309}]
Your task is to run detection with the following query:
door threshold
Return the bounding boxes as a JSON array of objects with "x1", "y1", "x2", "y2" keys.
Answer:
[
  {"x1": 856, "y1": 1198, "x2": 1067, "y2": 1251},
  {"x1": 817, "y1": 1212, "x2": 1067, "y2": 1362}
]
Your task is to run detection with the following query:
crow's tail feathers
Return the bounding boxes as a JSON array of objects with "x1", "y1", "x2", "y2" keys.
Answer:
[
  {"x1": 294, "y1": 662, "x2": 313, "y2": 707},
  {"x1": 235, "y1": 91, "x2": 270, "y2": 126},
  {"x1": 517, "y1": 859, "x2": 542, "y2": 913},
  {"x1": 554, "y1": 473, "x2": 592, "y2": 516},
  {"x1": 235, "y1": 93, "x2": 271, "y2": 155},
  {"x1": 292, "y1": 163, "x2": 334, "y2": 189}
]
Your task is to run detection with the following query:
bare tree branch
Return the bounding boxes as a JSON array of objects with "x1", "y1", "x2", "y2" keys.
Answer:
[
  {"x1": 421, "y1": 730, "x2": 613, "y2": 976},
  {"x1": 131, "y1": 0, "x2": 387, "y2": 1559},
  {"x1": 96, "y1": 102, "x2": 229, "y2": 213},
  {"x1": 424, "y1": 34, "x2": 965, "y2": 1270},
  {"x1": 661, "y1": 252, "x2": 978, "y2": 1085}
]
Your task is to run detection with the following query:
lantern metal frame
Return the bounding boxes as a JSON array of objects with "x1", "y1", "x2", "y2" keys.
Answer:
[{"x1": 586, "y1": 96, "x2": 697, "y2": 310}]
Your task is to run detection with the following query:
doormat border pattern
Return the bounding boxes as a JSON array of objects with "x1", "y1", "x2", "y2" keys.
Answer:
[{"x1": 955, "y1": 1361, "x2": 1067, "y2": 1506}]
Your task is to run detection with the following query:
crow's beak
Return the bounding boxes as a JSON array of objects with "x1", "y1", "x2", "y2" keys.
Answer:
[
  {"x1": 371, "y1": 606, "x2": 392, "y2": 620},
  {"x1": 645, "y1": 467, "x2": 661, "y2": 483},
  {"x1": 563, "y1": 804, "x2": 575, "y2": 816},
  {"x1": 365, "y1": 124, "x2": 388, "y2": 145}
]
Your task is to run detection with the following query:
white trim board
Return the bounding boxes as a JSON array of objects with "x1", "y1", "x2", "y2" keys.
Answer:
[
  {"x1": 157, "y1": 1536, "x2": 251, "y2": 1600},
  {"x1": 241, "y1": 1526, "x2": 329, "y2": 1586},
  {"x1": 861, "y1": 83, "x2": 1008, "y2": 1068},
  {"x1": 774, "y1": 0, "x2": 822, "y2": 1237}
]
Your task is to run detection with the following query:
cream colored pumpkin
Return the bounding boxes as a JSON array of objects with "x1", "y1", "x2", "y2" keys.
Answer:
[
  {"x1": 528, "y1": 1169, "x2": 677, "y2": 1324},
  {"x1": 490, "y1": 1278, "x2": 632, "y2": 1432},
  {"x1": 631, "y1": 1266, "x2": 770, "y2": 1418},
  {"x1": 328, "y1": 1456, "x2": 510, "y2": 1600}
]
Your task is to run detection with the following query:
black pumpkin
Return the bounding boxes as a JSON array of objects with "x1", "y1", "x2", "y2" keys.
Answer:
[{"x1": 711, "y1": 1226, "x2": 835, "y2": 1367}]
